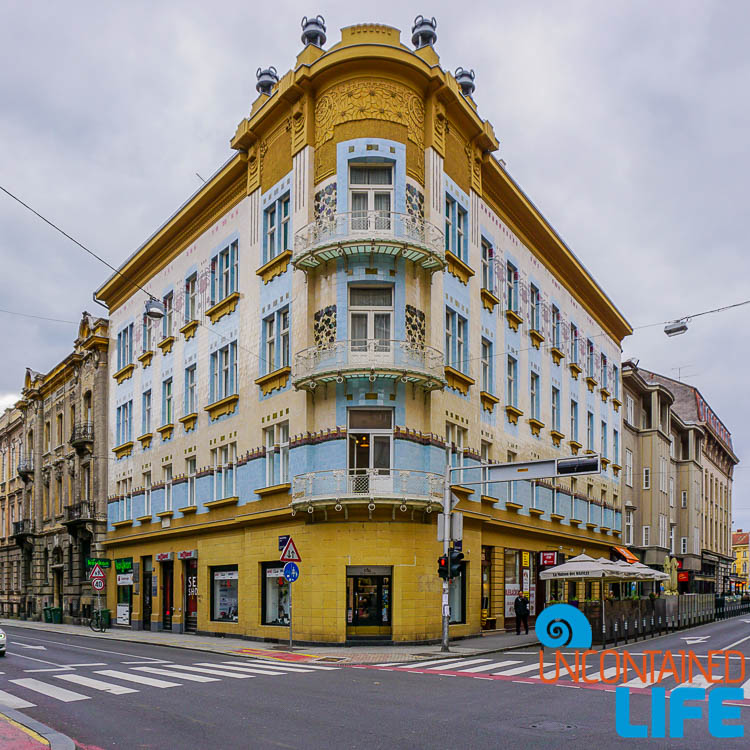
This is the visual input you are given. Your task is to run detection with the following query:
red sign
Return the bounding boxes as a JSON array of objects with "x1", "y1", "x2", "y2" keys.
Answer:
[
  {"x1": 280, "y1": 537, "x2": 302, "y2": 563},
  {"x1": 678, "y1": 572, "x2": 690, "y2": 582},
  {"x1": 89, "y1": 563, "x2": 106, "y2": 580},
  {"x1": 540, "y1": 552, "x2": 557, "y2": 567},
  {"x1": 155, "y1": 552, "x2": 173, "y2": 562}
]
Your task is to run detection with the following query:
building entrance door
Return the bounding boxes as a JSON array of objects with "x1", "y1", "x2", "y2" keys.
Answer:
[
  {"x1": 347, "y1": 409, "x2": 392, "y2": 495},
  {"x1": 184, "y1": 559, "x2": 198, "y2": 633},
  {"x1": 162, "y1": 561, "x2": 173, "y2": 631},
  {"x1": 142, "y1": 556, "x2": 152, "y2": 631},
  {"x1": 346, "y1": 566, "x2": 392, "y2": 637}
]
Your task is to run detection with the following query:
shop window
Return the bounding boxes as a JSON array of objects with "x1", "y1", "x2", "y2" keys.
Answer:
[
  {"x1": 449, "y1": 562, "x2": 466, "y2": 624},
  {"x1": 211, "y1": 565, "x2": 239, "y2": 622},
  {"x1": 262, "y1": 562, "x2": 290, "y2": 626}
]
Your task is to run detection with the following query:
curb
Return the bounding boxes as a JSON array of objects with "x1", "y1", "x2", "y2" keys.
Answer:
[{"x1": 0, "y1": 708, "x2": 75, "y2": 750}]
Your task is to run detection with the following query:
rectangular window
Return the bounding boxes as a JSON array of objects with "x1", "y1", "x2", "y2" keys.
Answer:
[
  {"x1": 551, "y1": 387, "x2": 560, "y2": 432},
  {"x1": 570, "y1": 324, "x2": 579, "y2": 363},
  {"x1": 265, "y1": 316, "x2": 275, "y2": 370},
  {"x1": 643, "y1": 525, "x2": 650, "y2": 546},
  {"x1": 186, "y1": 457, "x2": 197, "y2": 507},
  {"x1": 481, "y1": 239, "x2": 493, "y2": 292},
  {"x1": 56, "y1": 413, "x2": 63, "y2": 445},
  {"x1": 681, "y1": 537, "x2": 688, "y2": 555},
  {"x1": 601, "y1": 354, "x2": 608, "y2": 390},
  {"x1": 681, "y1": 490, "x2": 687, "y2": 508},
  {"x1": 643, "y1": 467, "x2": 651, "y2": 490},
  {"x1": 162, "y1": 378, "x2": 173, "y2": 426},
  {"x1": 117, "y1": 324, "x2": 134, "y2": 370},
  {"x1": 601, "y1": 421, "x2": 608, "y2": 458},
  {"x1": 506, "y1": 356, "x2": 517, "y2": 407},
  {"x1": 445, "y1": 422, "x2": 467, "y2": 471},
  {"x1": 570, "y1": 400, "x2": 579, "y2": 442},
  {"x1": 669, "y1": 477, "x2": 675, "y2": 507},
  {"x1": 163, "y1": 465, "x2": 173, "y2": 511},
  {"x1": 529, "y1": 285, "x2": 540, "y2": 331},
  {"x1": 185, "y1": 273, "x2": 197, "y2": 322},
  {"x1": 263, "y1": 307, "x2": 290, "y2": 373},
  {"x1": 142, "y1": 390, "x2": 151, "y2": 436},
  {"x1": 586, "y1": 411, "x2": 594, "y2": 451},
  {"x1": 444, "y1": 194, "x2": 467, "y2": 260},
  {"x1": 670, "y1": 525, "x2": 675, "y2": 554},
  {"x1": 185, "y1": 366, "x2": 196, "y2": 415},
  {"x1": 506, "y1": 262, "x2": 518, "y2": 313},
  {"x1": 116, "y1": 402, "x2": 132, "y2": 446},
  {"x1": 444, "y1": 308, "x2": 468, "y2": 373},
  {"x1": 530, "y1": 372, "x2": 540, "y2": 420},
  {"x1": 625, "y1": 510, "x2": 633, "y2": 545},
  {"x1": 660, "y1": 456, "x2": 668, "y2": 492},
  {"x1": 213, "y1": 443, "x2": 237, "y2": 500},
  {"x1": 263, "y1": 423, "x2": 290, "y2": 487},
  {"x1": 162, "y1": 292, "x2": 173, "y2": 339},
  {"x1": 444, "y1": 196, "x2": 452, "y2": 252},
  {"x1": 552, "y1": 306, "x2": 561, "y2": 348},
  {"x1": 210, "y1": 342, "x2": 238, "y2": 402},
  {"x1": 262, "y1": 562, "x2": 291, "y2": 625},
  {"x1": 143, "y1": 471, "x2": 151, "y2": 516},
  {"x1": 625, "y1": 449, "x2": 633, "y2": 487},
  {"x1": 613, "y1": 365, "x2": 620, "y2": 400},
  {"x1": 351, "y1": 166, "x2": 392, "y2": 231},
  {"x1": 212, "y1": 240, "x2": 239, "y2": 303},
  {"x1": 613, "y1": 429, "x2": 619, "y2": 464},
  {"x1": 142, "y1": 315, "x2": 153, "y2": 353},
  {"x1": 211, "y1": 566, "x2": 239, "y2": 622},
  {"x1": 586, "y1": 340, "x2": 595, "y2": 379},
  {"x1": 481, "y1": 339, "x2": 492, "y2": 393},
  {"x1": 279, "y1": 308, "x2": 290, "y2": 368},
  {"x1": 626, "y1": 395, "x2": 635, "y2": 425}
]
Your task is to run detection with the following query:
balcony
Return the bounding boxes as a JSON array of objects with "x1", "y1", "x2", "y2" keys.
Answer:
[
  {"x1": 11, "y1": 519, "x2": 33, "y2": 544},
  {"x1": 70, "y1": 422, "x2": 94, "y2": 455},
  {"x1": 293, "y1": 211, "x2": 445, "y2": 272},
  {"x1": 292, "y1": 340, "x2": 446, "y2": 392},
  {"x1": 17, "y1": 459, "x2": 34, "y2": 482},
  {"x1": 291, "y1": 468, "x2": 445, "y2": 515}
]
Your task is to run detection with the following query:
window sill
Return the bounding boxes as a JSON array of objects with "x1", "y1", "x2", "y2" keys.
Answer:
[
  {"x1": 505, "y1": 405, "x2": 523, "y2": 425},
  {"x1": 529, "y1": 329, "x2": 545, "y2": 350},
  {"x1": 138, "y1": 350, "x2": 154, "y2": 368},
  {"x1": 480, "y1": 494, "x2": 498, "y2": 505},
  {"x1": 528, "y1": 508, "x2": 544, "y2": 517},
  {"x1": 599, "y1": 387, "x2": 611, "y2": 403},
  {"x1": 445, "y1": 251, "x2": 474, "y2": 284},
  {"x1": 180, "y1": 320, "x2": 199, "y2": 341},
  {"x1": 611, "y1": 463, "x2": 622, "y2": 477},
  {"x1": 254, "y1": 366, "x2": 291, "y2": 396},
  {"x1": 155, "y1": 510, "x2": 174, "y2": 519},
  {"x1": 599, "y1": 526, "x2": 611, "y2": 534},
  {"x1": 569, "y1": 362, "x2": 582, "y2": 379},
  {"x1": 112, "y1": 441, "x2": 134, "y2": 460},
  {"x1": 254, "y1": 483, "x2": 292, "y2": 497},
  {"x1": 612, "y1": 529, "x2": 622, "y2": 537},
  {"x1": 505, "y1": 309, "x2": 523, "y2": 332},
  {"x1": 137, "y1": 433, "x2": 153, "y2": 449},
  {"x1": 585, "y1": 522, "x2": 598, "y2": 530},
  {"x1": 156, "y1": 423, "x2": 174, "y2": 441},
  {"x1": 479, "y1": 390, "x2": 499, "y2": 413},
  {"x1": 157, "y1": 336, "x2": 175, "y2": 354},
  {"x1": 550, "y1": 430, "x2": 564, "y2": 447},
  {"x1": 136, "y1": 515, "x2": 153, "y2": 523},
  {"x1": 205, "y1": 394, "x2": 239, "y2": 421},
  {"x1": 528, "y1": 417, "x2": 544, "y2": 437},
  {"x1": 505, "y1": 501, "x2": 523, "y2": 512},
  {"x1": 206, "y1": 291, "x2": 240, "y2": 324},
  {"x1": 178, "y1": 505, "x2": 198, "y2": 514},
  {"x1": 585, "y1": 376, "x2": 598, "y2": 393},
  {"x1": 256, "y1": 249, "x2": 292, "y2": 284},
  {"x1": 205, "y1": 496, "x2": 239, "y2": 509},
  {"x1": 112, "y1": 520, "x2": 133, "y2": 529},
  {"x1": 601, "y1": 457, "x2": 610, "y2": 470},
  {"x1": 113, "y1": 363, "x2": 135, "y2": 385},
  {"x1": 179, "y1": 413, "x2": 198, "y2": 433},
  {"x1": 569, "y1": 518, "x2": 583, "y2": 526},
  {"x1": 550, "y1": 513, "x2": 565, "y2": 522},
  {"x1": 612, "y1": 397, "x2": 622, "y2": 412},
  {"x1": 444, "y1": 366, "x2": 474, "y2": 396},
  {"x1": 550, "y1": 346, "x2": 565, "y2": 365},
  {"x1": 480, "y1": 288, "x2": 500, "y2": 312},
  {"x1": 568, "y1": 440, "x2": 582, "y2": 455}
]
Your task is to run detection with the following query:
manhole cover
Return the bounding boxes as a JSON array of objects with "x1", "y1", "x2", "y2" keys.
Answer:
[
  {"x1": 529, "y1": 721, "x2": 576, "y2": 732},
  {"x1": 314, "y1": 657, "x2": 347, "y2": 663}
]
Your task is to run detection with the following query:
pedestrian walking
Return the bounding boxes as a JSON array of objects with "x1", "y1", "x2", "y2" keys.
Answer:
[{"x1": 514, "y1": 593, "x2": 530, "y2": 635}]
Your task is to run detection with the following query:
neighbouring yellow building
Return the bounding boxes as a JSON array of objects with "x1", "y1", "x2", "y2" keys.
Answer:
[
  {"x1": 732, "y1": 530, "x2": 749, "y2": 593},
  {"x1": 95, "y1": 17, "x2": 631, "y2": 644}
]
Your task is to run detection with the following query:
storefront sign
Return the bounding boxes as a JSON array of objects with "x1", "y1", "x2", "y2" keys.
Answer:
[
  {"x1": 155, "y1": 552, "x2": 173, "y2": 562},
  {"x1": 178, "y1": 549, "x2": 197, "y2": 560},
  {"x1": 347, "y1": 566, "x2": 391, "y2": 576},
  {"x1": 214, "y1": 570, "x2": 238, "y2": 581},
  {"x1": 540, "y1": 551, "x2": 558, "y2": 567},
  {"x1": 266, "y1": 567, "x2": 284, "y2": 578},
  {"x1": 678, "y1": 572, "x2": 690, "y2": 582},
  {"x1": 116, "y1": 603, "x2": 130, "y2": 625},
  {"x1": 117, "y1": 574, "x2": 134, "y2": 586},
  {"x1": 86, "y1": 558, "x2": 111, "y2": 569},
  {"x1": 522, "y1": 551, "x2": 530, "y2": 567},
  {"x1": 522, "y1": 569, "x2": 530, "y2": 596},
  {"x1": 114, "y1": 558, "x2": 133, "y2": 573},
  {"x1": 505, "y1": 585, "x2": 520, "y2": 617}
]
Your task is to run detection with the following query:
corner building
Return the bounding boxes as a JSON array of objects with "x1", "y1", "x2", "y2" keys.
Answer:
[{"x1": 96, "y1": 20, "x2": 631, "y2": 643}]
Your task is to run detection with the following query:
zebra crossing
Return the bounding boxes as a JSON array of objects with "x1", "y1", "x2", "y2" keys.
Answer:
[
  {"x1": 0, "y1": 659, "x2": 339, "y2": 708},
  {"x1": 368, "y1": 655, "x2": 750, "y2": 701}
]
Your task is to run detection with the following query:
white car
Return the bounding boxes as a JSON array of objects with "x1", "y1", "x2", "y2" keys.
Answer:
[{"x1": 0, "y1": 629, "x2": 6, "y2": 656}]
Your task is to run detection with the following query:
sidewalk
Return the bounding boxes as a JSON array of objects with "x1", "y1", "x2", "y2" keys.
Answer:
[
  {"x1": 0, "y1": 707, "x2": 74, "y2": 750},
  {"x1": 1, "y1": 618, "x2": 539, "y2": 664}
]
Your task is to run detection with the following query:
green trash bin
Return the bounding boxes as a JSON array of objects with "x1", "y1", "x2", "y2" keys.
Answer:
[
  {"x1": 50, "y1": 607, "x2": 62, "y2": 624},
  {"x1": 100, "y1": 609, "x2": 111, "y2": 629},
  {"x1": 43, "y1": 607, "x2": 52, "y2": 623}
]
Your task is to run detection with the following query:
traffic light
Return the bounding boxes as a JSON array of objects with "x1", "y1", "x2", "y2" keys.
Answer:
[
  {"x1": 438, "y1": 555, "x2": 449, "y2": 580},
  {"x1": 449, "y1": 548, "x2": 464, "y2": 579}
]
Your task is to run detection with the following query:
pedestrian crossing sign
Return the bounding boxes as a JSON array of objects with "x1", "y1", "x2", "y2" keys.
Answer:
[
  {"x1": 280, "y1": 537, "x2": 301, "y2": 562},
  {"x1": 89, "y1": 563, "x2": 106, "y2": 580}
]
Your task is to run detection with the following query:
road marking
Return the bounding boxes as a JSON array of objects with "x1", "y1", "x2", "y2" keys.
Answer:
[
  {"x1": 159, "y1": 664, "x2": 252, "y2": 679},
  {"x1": 5, "y1": 633, "x2": 163, "y2": 661},
  {"x1": 66, "y1": 663, "x2": 108, "y2": 667},
  {"x1": 7, "y1": 653, "x2": 70, "y2": 667},
  {"x1": 94, "y1": 670, "x2": 179, "y2": 688},
  {"x1": 459, "y1": 661, "x2": 522, "y2": 673},
  {"x1": 723, "y1": 635, "x2": 750, "y2": 650},
  {"x1": 424, "y1": 659, "x2": 492, "y2": 671},
  {"x1": 493, "y1": 663, "x2": 552, "y2": 677},
  {"x1": 681, "y1": 636, "x2": 711, "y2": 645},
  {"x1": 392, "y1": 658, "x2": 469, "y2": 669},
  {"x1": 15, "y1": 644, "x2": 47, "y2": 650},
  {"x1": 24, "y1": 668, "x2": 71, "y2": 673},
  {"x1": 132, "y1": 667, "x2": 220, "y2": 683},
  {"x1": 231, "y1": 661, "x2": 339, "y2": 672},
  {"x1": 0, "y1": 689, "x2": 35, "y2": 709},
  {"x1": 55, "y1": 674, "x2": 138, "y2": 695},
  {"x1": 196, "y1": 662, "x2": 286, "y2": 676},
  {"x1": 675, "y1": 675, "x2": 711, "y2": 691},
  {"x1": 10, "y1": 678, "x2": 90, "y2": 702},
  {"x1": 121, "y1": 659, "x2": 173, "y2": 665},
  {"x1": 372, "y1": 661, "x2": 408, "y2": 667}
]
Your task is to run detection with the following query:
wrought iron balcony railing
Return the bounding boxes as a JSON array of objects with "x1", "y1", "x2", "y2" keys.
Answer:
[
  {"x1": 293, "y1": 211, "x2": 445, "y2": 271},
  {"x1": 70, "y1": 422, "x2": 94, "y2": 446},
  {"x1": 12, "y1": 519, "x2": 33, "y2": 537},
  {"x1": 292, "y1": 339, "x2": 446, "y2": 391},
  {"x1": 291, "y1": 468, "x2": 444, "y2": 513},
  {"x1": 17, "y1": 458, "x2": 34, "y2": 480},
  {"x1": 64, "y1": 501, "x2": 101, "y2": 524}
]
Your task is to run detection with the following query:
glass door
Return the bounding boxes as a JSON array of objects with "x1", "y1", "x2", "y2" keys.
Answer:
[
  {"x1": 184, "y1": 559, "x2": 198, "y2": 633},
  {"x1": 348, "y1": 287, "x2": 393, "y2": 364},
  {"x1": 162, "y1": 561, "x2": 173, "y2": 631},
  {"x1": 347, "y1": 409, "x2": 393, "y2": 494},
  {"x1": 349, "y1": 165, "x2": 393, "y2": 231},
  {"x1": 346, "y1": 575, "x2": 392, "y2": 626}
]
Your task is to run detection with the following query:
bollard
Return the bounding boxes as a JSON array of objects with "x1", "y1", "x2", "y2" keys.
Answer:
[{"x1": 624, "y1": 619, "x2": 629, "y2": 645}]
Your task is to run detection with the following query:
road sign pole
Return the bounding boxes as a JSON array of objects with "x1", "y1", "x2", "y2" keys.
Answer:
[
  {"x1": 441, "y1": 461, "x2": 451, "y2": 652},
  {"x1": 289, "y1": 579, "x2": 293, "y2": 650}
]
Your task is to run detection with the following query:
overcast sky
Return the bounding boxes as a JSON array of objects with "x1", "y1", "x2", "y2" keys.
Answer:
[{"x1": 1, "y1": 1, "x2": 747, "y2": 526}]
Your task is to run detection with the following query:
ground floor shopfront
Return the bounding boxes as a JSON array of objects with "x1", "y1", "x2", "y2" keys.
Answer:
[{"x1": 102, "y1": 509, "x2": 617, "y2": 644}]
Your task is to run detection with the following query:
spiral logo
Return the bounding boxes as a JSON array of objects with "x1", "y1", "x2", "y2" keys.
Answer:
[{"x1": 535, "y1": 604, "x2": 592, "y2": 649}]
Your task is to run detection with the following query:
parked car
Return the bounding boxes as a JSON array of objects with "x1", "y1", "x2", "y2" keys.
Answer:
[{"x1": 0, "y1": 628, "x2": 6, "y2": 656}]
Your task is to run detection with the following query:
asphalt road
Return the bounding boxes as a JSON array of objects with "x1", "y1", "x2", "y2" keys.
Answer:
[{"x1": 0, "y1": 617, "x2": 749, "y2": 749}]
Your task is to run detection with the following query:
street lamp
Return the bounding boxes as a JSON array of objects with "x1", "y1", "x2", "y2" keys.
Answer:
[
  {"x1": 144, "y1": 299, "x2": 166, "y2": 320},
  {"x1": 664, "y1": 320, "x2": 689, "y2": 337}
]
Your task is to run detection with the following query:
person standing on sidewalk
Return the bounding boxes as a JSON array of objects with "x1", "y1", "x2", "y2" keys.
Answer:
[{"x1": 514, "y1": 593, "x2": 529, "y2": 635}]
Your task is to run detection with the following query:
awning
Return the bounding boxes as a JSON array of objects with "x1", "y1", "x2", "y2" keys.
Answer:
[{"x1": 612, "y1": 545, "x2": 640, "y2": 565}]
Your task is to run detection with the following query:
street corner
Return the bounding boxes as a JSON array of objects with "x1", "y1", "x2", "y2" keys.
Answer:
[
  {"x1": 229, "y1": 646, "x2": 342, "y2": 664},
  {"x1": 0, "y1": 708, "x2": 74, "y2": 750}
]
